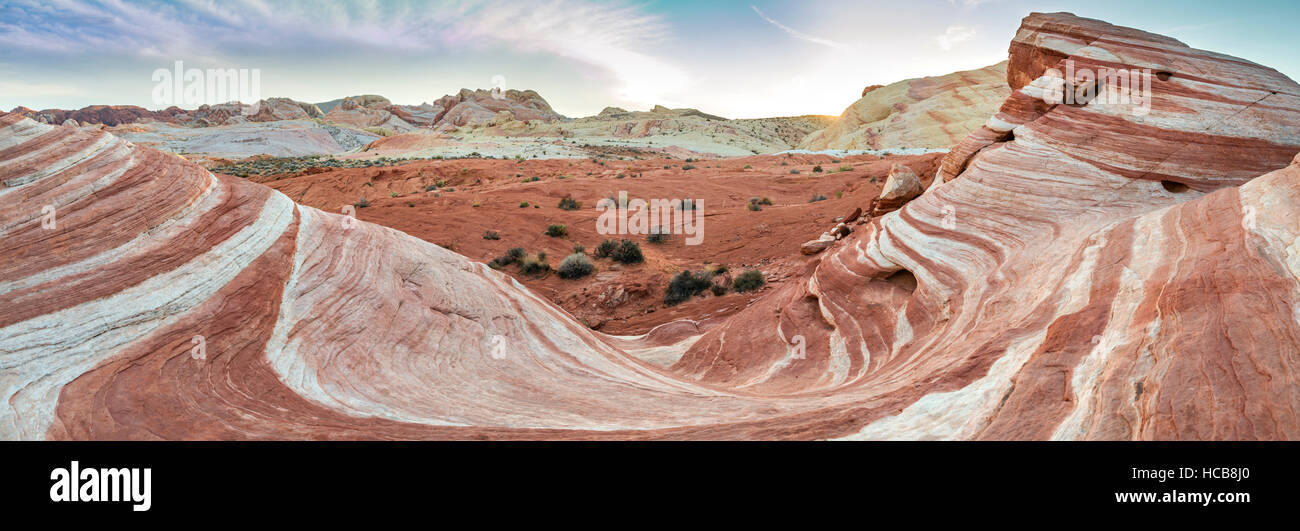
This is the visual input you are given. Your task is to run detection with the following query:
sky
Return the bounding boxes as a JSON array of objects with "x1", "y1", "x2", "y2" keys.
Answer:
[{"x1": 2, "y1": 0, "x2": 1298, "y2": 119}]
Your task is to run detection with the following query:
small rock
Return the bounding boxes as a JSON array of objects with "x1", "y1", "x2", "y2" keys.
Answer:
[
  {"x1": 832, "y1": 224, "x2": 852, "y2": 240},
  {"x1": 801, "y1": 239, "x2": 834, "y2": 255}
]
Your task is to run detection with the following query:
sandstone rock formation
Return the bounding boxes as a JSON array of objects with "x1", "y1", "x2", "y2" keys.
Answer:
[
  {"x1": 799, "y1": 62, "x2": 1011, "y2": 150},
  {"x1": 430, "y1": 88, "x2": 564, "y2": 131},
  {"x1": 4, "y1": 12, "x2": 1300, "y2": 440},
  {"x1": 316, "y1": 95, "x2": 392, "y2": 114},
  {"x1": 870, "y1": 163, "x2": 924, "y2": 215},
  {"x1": 11, "y1": 105, "x2": 182, "y2": 126},
  {"x1": 247, "y1": 97, "x2": 324, "y2": 122},
  {"x1": 324, "y1": 96, "x2": 419, "y2": 134}
]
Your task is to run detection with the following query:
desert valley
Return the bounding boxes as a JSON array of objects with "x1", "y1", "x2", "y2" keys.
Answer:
[{"x1": 4, "y1": 11, "x2": 1300, "y2": 443}]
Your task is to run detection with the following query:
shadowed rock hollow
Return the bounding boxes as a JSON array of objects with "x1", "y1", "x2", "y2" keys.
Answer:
[{"x1": 3, "y1": 12, "x2": 1300, "y2": 440}]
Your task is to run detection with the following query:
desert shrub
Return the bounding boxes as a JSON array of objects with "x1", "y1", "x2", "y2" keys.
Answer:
[
  {"x1": 483, "y1": 230, "x2": 500, "y2": 240},
  {"x1": 790, "y1": 169, "x2": 800, "y2": 174},
  {"x1": 572, "y1": 243, "x2": 585, "y2": 254},
  {"x1": 489, "y1": 247, "x2": 526, "y2": 268},
  {"x1": 747, "y1": 202, "x2": 762, "y2": 211},
  {"x1": 364, "y1": 126, "x2": 393, "y2": 137},
  {"x1": 558, "y1": 253, "x2": 595, "y2": 279},
  {"x1": 710, "y1": 283, "x2": 728, "y2": 296},
  {"x1": 647, "y1": 231, "x2": 669, "y2": 244},
  {"x1": 809, "y1": 194, "x2": 828, "y2": 202},
  {"x1": 545, "y1": 224, "x2": 567, "y2": 237},
  {"x1": 682, "y1": 164, "x2": 697, "y2": 171},
  {"x1": 518, "y1": 254, "x2": 550, "y2": 276},
  {"x1": 759, "y1": 197, "x2": 772, "y2": 205},
  {"x1": 813, "y1": 165, "x2": 823, "y2": 173},
  {"x1": 558, "y1": 197, "x2": 580, "y2": 210},
  {"x1": 733, "y1": 269, "x2": 765, "y2": 292},
  {"x1": 354, "y1": 197, "x2": 370, "y2": 208},
  {"x1": 665, "y1": 270, "x2": 713, "y2": 306},
  {"x1": 390, "y1": 192, "x2": 399, "y2": 197},
  {"x1": 838, "y1": 165, "x2": 854, "y2": 172},
  {"x1": 519, "y1": 201, "x2": 530, "y2": 208},
  {"x1": 594, "y1": 239, "x2": 619, "y2": 259},
  {"x1": 611, "y1": 239, "x2": 643, "y2": 264}
]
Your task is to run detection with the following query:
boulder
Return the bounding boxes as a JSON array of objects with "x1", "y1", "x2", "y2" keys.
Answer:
[{"x1": 871, "y1": 163, "x2": 924, "y2": 215}]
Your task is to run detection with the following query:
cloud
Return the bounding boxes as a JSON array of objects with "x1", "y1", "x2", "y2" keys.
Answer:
[
  {"x1": 935, "y1": 26, "x2": 976, "y2": 51},
  {"x1": 0, "y1": 0, "x2": 690, "y2": 107},
  {"x1": 750, "y1": 5, "x2": 847, "y2": 49},
  {"x1": 0, "y1": 81, "x2": 83, "y2": 97}
]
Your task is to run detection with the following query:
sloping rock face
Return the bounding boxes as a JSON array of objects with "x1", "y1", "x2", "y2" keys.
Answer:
[
  {"x1": 4, "y1": 13, "x2": 1300, "y2": 441},
  {"x1": 679, "y1": 12, "x2": 1300, "y2": 439},
  {"x1": 0, "y1": 113, "x2": 832, "y2": 440},
  {"x1": 799, "y1": 62, "x2": 1011, "y2": 150}
]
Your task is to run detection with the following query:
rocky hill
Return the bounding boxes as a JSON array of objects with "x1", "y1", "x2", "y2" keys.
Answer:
[{"x1": 799, "y1": 62, "x2": 1010, "y2": 150}]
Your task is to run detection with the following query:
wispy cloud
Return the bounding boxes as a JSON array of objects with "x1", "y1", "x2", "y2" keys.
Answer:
[
  {"x1": 935, "y1": 26, "x2": 976, "y2": 51},
  {"x1": 0, "y1": 0, "x2": 689, "y2": 107},
  {"x1": 0, "y1": 80, "x2": 83, "y2": 98},
  {"x1": 750, "y1": 5, "x2": 846, "y2": 49}
]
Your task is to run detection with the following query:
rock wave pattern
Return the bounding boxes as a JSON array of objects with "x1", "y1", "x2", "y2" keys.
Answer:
[{"x1": 4, "y1": 12, "x2": 1300, "y2": 440}]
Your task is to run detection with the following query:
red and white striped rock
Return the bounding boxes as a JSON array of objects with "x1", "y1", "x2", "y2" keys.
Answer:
[{"x1": 3, "y1": 12, "x2": 1300, "y2": 440}]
